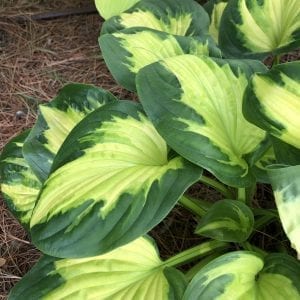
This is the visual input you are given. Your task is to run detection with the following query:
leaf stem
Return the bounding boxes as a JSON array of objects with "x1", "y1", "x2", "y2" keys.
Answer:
[
  {"x1": 240, "y1": 241, "x2": 267, "y2": 257},
  {"x1": 237, "y1": 188, "x2": 246, "y2": 202},
  {"x1": 272, "y1": 55, "x2": 281, "y2": 66},
  {"x1": 199, "y1": 175, "x2": 234, "y2": 199},
  {"x1": 163, "y1": 240, "x2": 229, "y2": 268},
  {"x1": 179, "y1": 196, "x2": 210, "y2": 217}
]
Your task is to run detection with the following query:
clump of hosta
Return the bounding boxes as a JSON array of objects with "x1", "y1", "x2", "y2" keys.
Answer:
[{"x1": 1, "y1": 0, "x2": 300, "y2": 298}]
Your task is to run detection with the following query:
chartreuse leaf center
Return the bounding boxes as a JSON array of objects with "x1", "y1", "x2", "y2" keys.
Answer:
[
  {"x1": 137, "y1": 55, "x2": 267, "y2": 187},
  {"x1": 0, "y1": 131, "x2": 41, "y2": 227},
  {"x1": 219, "y1": 0, "x2": 300, "y2": 58},
  {"x1": 243, "y1": 61, "x2": 300, "y2": 150},
  {"x1": 23, "y1": 84, "x2": 117, "y2": 182},
  {"x1": 29, "y1": 101, "x2": 202, "y2": 258},
  {"x1": 8, "y1": 237, "x2": 187, "y2": 300},
  {"x1": 95, "y1": 0, "x2": 140, "y2": 20},
  {"x1": 183, "y1": 251, "x2": 300, "y2": 299}
]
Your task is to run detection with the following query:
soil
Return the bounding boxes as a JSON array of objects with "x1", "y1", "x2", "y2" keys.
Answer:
[{"x1": 0, "y1": 1, "x2": 299, "y2": 299}]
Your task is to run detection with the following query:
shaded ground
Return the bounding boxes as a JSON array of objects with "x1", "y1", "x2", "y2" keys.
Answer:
[{"x1": 0, "y1": 1, "x2": 299, "y2": 298}]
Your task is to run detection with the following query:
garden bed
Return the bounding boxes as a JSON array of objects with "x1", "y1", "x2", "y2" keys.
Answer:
[{"x1": 0, "y1": 1, "x2": 299, "y2": 299}]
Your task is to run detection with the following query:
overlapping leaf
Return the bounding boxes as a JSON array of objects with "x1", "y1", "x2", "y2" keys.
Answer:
[
  {"x1": 196, "y1": 199, "x2": 254, "y2": 242},
  {"x1": 0, "y1": 131, "x2": 41, "y2": 227},
  {"x1": 137, "y1": 55, "x2": 267, "y2": 187},
  {"x1": 183, "y1": 251, "x2": 300, "y2": 299},
  {"x1": 219, "y1": 0, "x2": 300, "y2": 58},
  {"x1": 101, "y1": 0, "x2": 210, "y2": 37},
  {"x1": 23, "y1": 84, "x2": 116, "y2": 182},
  {"x1": 100, "y1": 28, "x2": 221, "y2": 91},
  {"x1": 95, "y1": 0, "x2": 140, "y2": 19},
  {"x1": 30, "y1": 101, "x2": 202, "y2": 258},
  {"x1": 9, "y1": 237, "x2": 186, "y2": 300},
  {"x1": 204, "y1": 0, "x2": 228, "y2": 43},
  {"x1": 253, "y1": 145, "x2": 276, "y2": 183},
  {"x1": 244, "y1": 61, "x2": 300, "y2": 150},
  {"x1": 269, "y1": 165, "x2": 300, "y2": 256}
]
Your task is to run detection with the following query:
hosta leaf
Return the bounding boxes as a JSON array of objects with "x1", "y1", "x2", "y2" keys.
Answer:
[
  {"x1": 183, "y1": 251, "x2": 300, "y2": 299},
  {"x1": 30, "y1": 101, "x2": 202, "y2": 258},
  {"x1": 23, "y1": 84, "x2": 117, "y2": 182},
  {"x1": 268, "y1": 165, "x2": 300, "y2": 256},
  {"x1": 95, "y1": 0, "x2": 140, "y2": 20},
  {"x1": 244, "y1": 61, "x2": 300, "y2": 150},
  {"x1": 272, "y1": 137, "x2": 300, "y2": 166},
  {"x1": 195, "y1": 199, "x2": 254, "y2": 242},
  {"x1": 101, "y1": 0, "x2": 210, "y2": 37},
  {"x1": 253, "y1": 145, "x2": 276, "y2": 183},
  {"x1": 0, "y1": 131, "x2": 41, "y2": 227},
  {"x1": 204, "y1": 0, "x2": 228, "y2": 43},
  {"x1": 100, "y1": 27, "x2": 221, "y2": 91},
  {"x1": 219, "y1": 0, "x2": 300, "y2": 58},
  {"x1": 137, "y1": 55, "x2": 267, "y2": 187},
  {"x1": 9, "y1": 236, "x2": 187, "y2": 300}
]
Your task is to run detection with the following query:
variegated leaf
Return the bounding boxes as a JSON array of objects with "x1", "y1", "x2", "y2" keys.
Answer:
[
  {"x1": 101, "y1": 0, "x2": 210, "y2": 37},
  {"x1": 9, "y1": 237, "x2": 186, "y2": 300},
  {"x1": 219, "y1": 0, "x2": 300, "y2": 58},
  {"x1": 137, "y1": 55, "x2": 267, "y2": 187},
  {"x1": 95, "y1": 0, "x2": 140, "y2": 20},
  {"x1": 183, "y1": 251, "x2": 300, "y2": 299},
  {"x1": 23, "y1": 84, "x2": 117, "y2": 182},
  {"x1": 196, "y1": 199, "x2": 254, "y2": 242},
  {"x1": 0, "y1": 131, "x2": 41, "y2": 227},
  {"x1": 253, "y1": 145, "x2": 276, "y2": 183},
  {"x1": 30, "y1": 101, "x2": 202, "y2": 258},
  {"x1": 243, "y1": 61, "x2": 300, "y2": 150},
  {"x1": 204, "y1": 0, "x2": 228, "y2": 43},
  {"x1": 100, "y1": 28, "x2": 221, "y2": 91},
  {"x1": 269, "y1": 165, "x2": 300, "y2": 256}
]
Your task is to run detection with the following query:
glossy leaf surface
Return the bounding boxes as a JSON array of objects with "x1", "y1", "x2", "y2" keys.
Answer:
[
  {"x1": 100, "y1": 28, "x2": 221, "y2": 91},
  {"x1": 183, "y1": 251, "x2": 300, "y2": 299},
  {"x1": 30, "y1": 101, "x2": 202, "y2": 258},
  {"x1": 219, "y1": 0, "x2": 300, "y2": 58},
  {"x1": 269, "y1": 165, "x2": 300, "y2": 256},
  {"x1": 244, "y1": 61, "x2": 300, "y2": 150},
  {"x1": 9, "y1": 237, "x2": 186, "y2": 300},
  {"x1": 0, "y1": 131, "x2": 41, "y2": 227},
  {"x1": 101, "y1": 0, "x2": 210, "y2": 37},
  {"x1": 23, "y1": 84, "x2": 117, "y2": 182},
  {"x1": 137, "y1": 55, "x2": 267, "y2": 187},
  {"x1": 95, "y1": 0, "x2": 140, "y2": 19},
  {"x1": 204, "y1": 0, "x2": 228, "y2": 43},
  {"x1": 196, "y1": 199, "x2": 254, "y2": 242}
]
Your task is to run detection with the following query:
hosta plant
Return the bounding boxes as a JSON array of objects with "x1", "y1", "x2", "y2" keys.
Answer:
[{"x1": 1, "y1": 0, "x2": 300, "y2": 299}]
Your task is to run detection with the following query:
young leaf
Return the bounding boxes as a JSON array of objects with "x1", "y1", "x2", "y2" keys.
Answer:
[
  {"x1": 204, "y1": 0, "x2": 228, "y2": 43},
  {"x1": 244, "y1": 61, "x2": 300, "y2": 150},
  {"x1": 30, "y1": 101, "x2": 202, "y2": 258},
  {"x1": 219, "y1": 0, "x2": 300, "y2": 58},
  {"x1": 195, "y1": 199, "x2": 254, "y2": 242},
  {"x1": 23, "y1": 84, "x2": 117, "y2": 182},
  {"x1": 137, "y1": 55, "x2": 267, "y2": 187},
  {"x1": 268, "y1": 165, "x2": 300, "y2": 256},
  {"x1": 0, "y1": 131, "x2": 41, "y2": 227},
  {"x1": 9, "y1": 237, "x2": 187, "y2": 300},
  {"x1": 95, "y1": 0, "x2": 140, "y2": 20},
  {"x1": 183, "y1": 251, "x2": 300, "y2": 299},
  {"x1": 253, "y1": 145, "x2": 276, "y2": 183},
  {"x1": 100, "y1": 27, "x2": 221, "y2": 91},
  {"x1": 101, "y1": 0, "x2": 210, "y2": 37}
]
